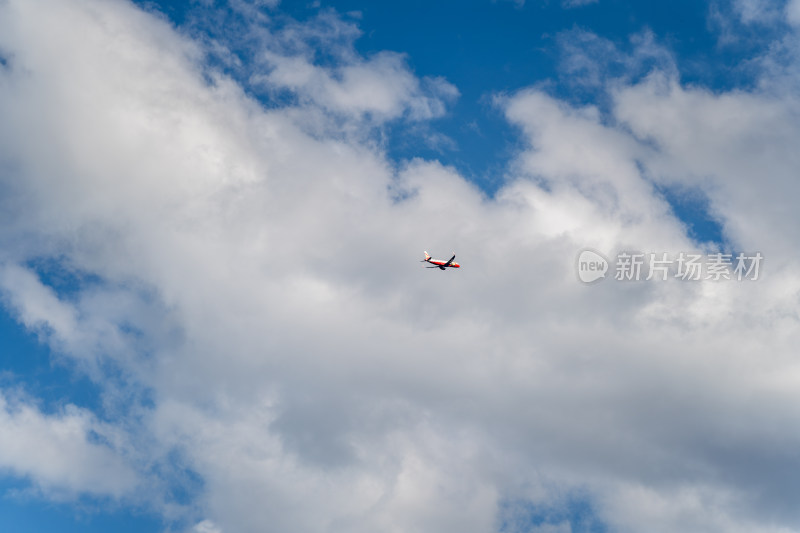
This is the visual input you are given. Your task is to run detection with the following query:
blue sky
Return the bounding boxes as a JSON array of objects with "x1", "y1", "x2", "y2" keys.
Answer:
[
  {"x1": 2, "y1": 1, "x2": 800, "y2": 532},
  {"x1": 156, "y1": 0, "x2": 742, "y2": 237},
  {"x1": 196, "y1": 3, "x2": 701, "y2": 167}
]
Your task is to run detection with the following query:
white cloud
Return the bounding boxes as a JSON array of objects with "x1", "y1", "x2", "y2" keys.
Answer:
[
  {"x1": 561, "y1": 0, "x2": 599, "y2": 8},
  {"x1": 614, "y1": 72, "x2": 800, "y2": 266},
  {"x1": 1, "y1": 0, "x2": 800, "y2": 532},
  {"x1": 0, "y1": 264, "x2": 144, "y2": 373},
  {"x1": 0, "y1": 391, "x2": 138, "y2": 498},
  {"x1": 556, "y1": 28, "x2": 677, "y2": 90},
  {"x1": 258, "y1": 50, "x2": 459, "y2": 121},
  {"x1": 0, "y1": 264, "x2": 79, "y2": 345},
  {"x1": 192, "y1": 519, "x2": 223, "y2": 533},
  {"x1": 734, "y1": 0, "x2": 783, "y2": 24},
  {"x1": 194, "y1": 5, "x2": 458, "y2": 125}
]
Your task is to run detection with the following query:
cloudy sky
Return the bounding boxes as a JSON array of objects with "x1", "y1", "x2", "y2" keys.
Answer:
[{"x1": 1, "y1": 0, "x2": 800, "y2": 532}]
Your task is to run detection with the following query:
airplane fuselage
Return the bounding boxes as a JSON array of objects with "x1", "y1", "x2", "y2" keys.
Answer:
[{"x1": 426, "y1": 258, "x2": 460, "y2": 268}]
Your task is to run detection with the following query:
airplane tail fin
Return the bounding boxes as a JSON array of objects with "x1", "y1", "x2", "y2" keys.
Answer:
[{"x1": 423, "y1": 251, "x2": 431, "y2": 261}]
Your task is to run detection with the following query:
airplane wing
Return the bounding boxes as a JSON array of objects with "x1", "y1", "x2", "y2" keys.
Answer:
[{"x1": 443, "y1": 255, "x2": 456, "y2": 267}]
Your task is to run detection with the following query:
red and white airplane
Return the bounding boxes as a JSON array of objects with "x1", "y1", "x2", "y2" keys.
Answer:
[{"x1": 422, "y1": 251, "x2": 460, "y2": 270}]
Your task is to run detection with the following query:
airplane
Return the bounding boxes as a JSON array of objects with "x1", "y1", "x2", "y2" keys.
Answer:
[{"x1": 422, "y1": 251, "x2": 460, "y2": 270}]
